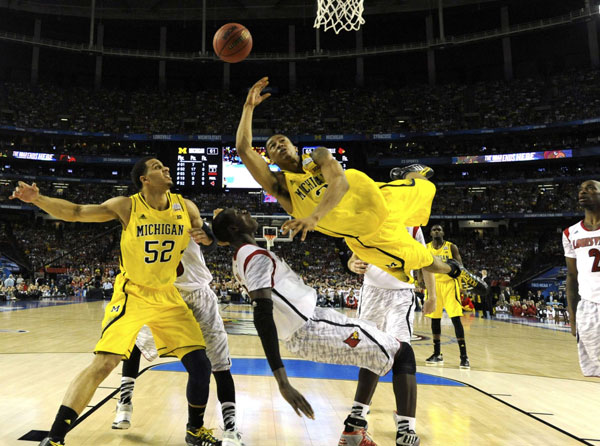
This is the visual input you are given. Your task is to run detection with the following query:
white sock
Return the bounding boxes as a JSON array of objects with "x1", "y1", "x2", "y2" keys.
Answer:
[
  {"x1": 350, "y1": 401, "x2": 369, "y2": 419},
  {"x1": 394, "y1": 412, "x2": 416, "y2": 432}
]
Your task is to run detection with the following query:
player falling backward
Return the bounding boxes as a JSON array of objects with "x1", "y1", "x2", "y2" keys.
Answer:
[
  {"x1": 10, "y1": 157, "x2": 220, "y2": 446},
  {"x1": 236, "y1": 77, "x2": 487, "y2": 294},
  {"x1": 111, "y1": 235, "x2": 244, "y2": 446},
  {"x1": 212, "y1": 207, "x2": 429, "y2": 446},
  {"x1": 563, "y1": 179, "x2": 600, "y2": 378}
]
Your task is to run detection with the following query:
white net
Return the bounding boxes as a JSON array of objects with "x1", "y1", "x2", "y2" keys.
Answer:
[{"x1": 314, "y1": 0, "x2": 365, "y2": 34}]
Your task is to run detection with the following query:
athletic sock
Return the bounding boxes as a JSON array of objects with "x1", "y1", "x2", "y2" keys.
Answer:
[
  {"x1": 119, "y1": 377, "x2": 136, "y2": 405},
  {"x1": 188, "y1": 404, "x2": 206, "y2": 429},
  {"x1": 433, "y1": 339, "x2": 441, "y2": 356},
  {"x1": 458, "y1": 339, "x2": 467, "y2": 357},
  {"x1": 394, "y1": 412, "x2": 416, "y2": 432},
  {"x1": 221, "y1": 402, "x2": 236, "y2": 431},
  {"x1": 344, "y1": 402, "x2": 369, "y2": 432},
  {"x1": 49, "y1": 405, "x2": 78, "y2": 441},
  {"x1": 350, "y1": 401, "x2": 369, "y2": 418}
]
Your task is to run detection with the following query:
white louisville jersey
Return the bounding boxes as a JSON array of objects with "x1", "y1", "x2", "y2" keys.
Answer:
[
  {"x1": 364, "y1": 227, "x2": 425, "y2": 290},
  {"x1": 233, "y1": 243, "x2": 316, "y2": 340},
  {"x1": 563, "y1": 220, "x2": 600, "y2": 303},
  {"x1": 175, "y1": 238, "x2": 213, "y2": 291}
]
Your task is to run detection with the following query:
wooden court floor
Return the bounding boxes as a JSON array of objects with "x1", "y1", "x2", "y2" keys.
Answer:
[{"x1": 1, "y1": 299, "x2": 599, "y2": 446}]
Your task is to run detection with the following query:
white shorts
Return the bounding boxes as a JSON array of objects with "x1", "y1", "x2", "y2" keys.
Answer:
[
  {"x1": 136, "y1": 285, "x2": 232, "y2": 372},
  {"x1": 284, "y1": 307, "x2": 400, "y2": 376},
  {"x1": 358, "y1": 285, "x2": 415, "y2": 344},
  {"x1": 577, "y1": 299, "x2": 600, "y2": 377}
]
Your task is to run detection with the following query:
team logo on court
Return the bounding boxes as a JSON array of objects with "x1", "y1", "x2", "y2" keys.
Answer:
[{"x1": 344, "y1": 331, "x2": 361, "y2": 348}]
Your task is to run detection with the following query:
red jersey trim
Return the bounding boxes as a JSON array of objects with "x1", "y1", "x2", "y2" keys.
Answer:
[
  {"x1": 243, "y1": 249, "x2": 276, "y2": 287},
  {"x1": 563, "y1": 227, "x2": 570, "y2": 241},
  {"x1": 580, "y1": 220, "x2": 598, "y2": 232}
]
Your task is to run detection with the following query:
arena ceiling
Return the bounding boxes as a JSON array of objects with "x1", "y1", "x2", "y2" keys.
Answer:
[{"x1": 0, "y1": 0, "x2": 501, "y2": 21}]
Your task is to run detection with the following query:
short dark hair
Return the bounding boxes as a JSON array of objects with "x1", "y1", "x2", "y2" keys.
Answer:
[
  {"x1": 212, "y1": 209, "x2": 236, "y2": 243},
  {"x1": 130, "y1": 156, "x2": 155, "y2": 191}
]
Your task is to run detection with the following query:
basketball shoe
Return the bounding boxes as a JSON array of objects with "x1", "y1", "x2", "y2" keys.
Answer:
[
  {"x1": 425, "y1": 353, "x2": 444, "y2": 366},
  {"x1": 185, "y1": 425, "x2": 222, "y2": 446},
  {"x1": 460, "y1": 356, "x2": 470, "y2": 370},
  {"x1": 111, "y1": 402, "x2": 132, "y2": 429},
  {"x1": 445, "y1": 259, "x2": 488, "y2": 295},
  {"x1": 338, "y1": 415, "x2": 377, "y2": 446},
  {"x1": 38, "y1": 438, "x2": 64, "y2": 446},
  {"x1": 222, "y1": 429, "x2": 245, "y2": 446},
  {"x1": 396, "y1": 420, "x2": 420, "y2": 446},
  {"x1": 390, "y1": 164, "x2": 434, "y2": 181}
]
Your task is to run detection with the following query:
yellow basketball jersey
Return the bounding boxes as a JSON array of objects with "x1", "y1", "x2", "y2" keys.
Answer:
[
  {"x1": 427, "y1": 240, "x2": 455, "y2": 282},
  {"x1": 283, "y1": 154, "x2": 389, "y2": 238},
  {"x1": 120, "y1": 192, "x2": 191, "y2": 290}
]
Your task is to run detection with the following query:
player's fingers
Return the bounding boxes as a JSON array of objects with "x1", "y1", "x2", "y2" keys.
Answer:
[
  {"x1": 300, "y1": 398, "x2": 314, "y2": 419},
  {"x1": 300, "y1": 228, "x2": 309, "y2": 242}
]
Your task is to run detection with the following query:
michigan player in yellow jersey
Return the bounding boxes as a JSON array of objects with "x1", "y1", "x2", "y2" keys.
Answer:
[
  {"x1": 10, "y1": 157, "x2": 221, "y2": 446},
  {"x1": 235, "y1": 77, "x2": 481, "y2": 295},
  {"x1": 423, "y1": 224, "x2": 471, "y2": 370}
]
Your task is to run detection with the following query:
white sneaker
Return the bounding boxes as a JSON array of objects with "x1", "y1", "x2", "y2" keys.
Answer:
[
  {"x1": 112, "y1": 402, "x2": 133, "y2": 429},
  {"x1": 222, "y1": 430, "x2": 245, "y2": 446}
]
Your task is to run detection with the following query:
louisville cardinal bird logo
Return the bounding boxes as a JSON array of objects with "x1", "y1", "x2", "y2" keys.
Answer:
[{"x1": 344, "y1": 331, "x2": 361, "y2": 348}]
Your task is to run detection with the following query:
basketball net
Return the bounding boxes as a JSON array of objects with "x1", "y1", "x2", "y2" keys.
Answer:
[
  {"x1": 264, "y1": 235, "x2": 277, "y2": 251},
  {"x1": 314, "y1": 0, "x2": 365, "y2": 34}
]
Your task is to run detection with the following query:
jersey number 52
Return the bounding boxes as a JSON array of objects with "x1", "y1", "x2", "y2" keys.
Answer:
[{"x1": 144, "y1": 240, "x2": 175, "y2": 263}]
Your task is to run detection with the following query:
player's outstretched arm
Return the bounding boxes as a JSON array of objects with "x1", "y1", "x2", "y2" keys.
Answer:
[
  {"x1": 236, "y1": 78, "x2": 280, "y2": 192},
  {"x1": 10, "y1": 181, "x2": 127, "y2": 223},
  {"x1": 565, "y1": 257, "x2": 579, "y2": 337},
  {"x1": 250, "y1": 288, "x2": 314, "y2": 419}
]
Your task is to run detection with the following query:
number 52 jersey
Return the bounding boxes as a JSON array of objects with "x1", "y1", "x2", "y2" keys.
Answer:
[
  {"x1": 120, "y1": 192, "x2": 191, "y2": 290},
  {"x1": 563, "y1": 220, "x2": 600, "y2": 303}
]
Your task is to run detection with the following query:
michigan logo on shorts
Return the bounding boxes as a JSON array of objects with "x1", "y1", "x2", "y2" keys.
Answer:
[
  {"x1": 110, "y1": 305, "x2": 121, "y2": 313},
  {"x1": 344, "y1": 331, "x2": 361, "y2": 348}
]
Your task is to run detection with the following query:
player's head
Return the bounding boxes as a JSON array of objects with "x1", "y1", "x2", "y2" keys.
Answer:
[
  {"x1": 212, "y1": 208, "x2": 258, "y2": 244},
  {"x1": 430, "y1": 224, "x2": 444, "y2": 240},
  {"x1": 578, "y1": 180, "x2": 600, "y2": 211},
  {"x1": 265, "y1": 134, "x2": 300, "y2": 168},
  {"x1": 131, "y1": 157, "x2": 172, "y2": 191}
]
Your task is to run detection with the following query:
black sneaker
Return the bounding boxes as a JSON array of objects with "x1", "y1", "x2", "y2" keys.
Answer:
[
  {"x1": 425, "y1": 353, "x2": 444, "y2": 366},
  {"x1": 185, "y1": 425, "x2": 222, "y2": 446},
  {"x1": 445, "y1": 259, "x2": 488, "y2": 295},
  {"x1": 39, "y1": 439, "x2": 64, "y2": 446},
  {"x1": 460, "y1": 356, "x2": 470, "y2": 370},
  {"x1": 390, "y1": 164, "x2": 434, "y2": 181}
]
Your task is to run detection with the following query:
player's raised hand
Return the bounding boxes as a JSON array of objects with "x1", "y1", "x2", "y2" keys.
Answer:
[
  {"x1": 245, "y1": 77, "x2": 271, "y2": 108},
  {"x1": 10, "y1": 181, "x2": 40, "y2": 203},
  {"x1": 278, "y1": 382, "x2": 315, "y2": 420},
  {"x1": 281, "y1": 215, "x2": 318, "y2": 242}
]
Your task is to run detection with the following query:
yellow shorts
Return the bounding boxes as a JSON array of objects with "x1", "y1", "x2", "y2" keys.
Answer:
[
  {"x1": 344, "y1": 178, "x2": 436, "y2": 283},
  {"x1": 95, "y1": 274, "x2": 205, "y2": 359},
  {"x1": 425, "y1": 278, "x2": 463, "y2": 319}
]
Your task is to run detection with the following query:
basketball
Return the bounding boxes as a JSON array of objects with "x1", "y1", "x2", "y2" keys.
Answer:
[{"x1": 213, "y1": 23, "x2": 253, "y2": 63}]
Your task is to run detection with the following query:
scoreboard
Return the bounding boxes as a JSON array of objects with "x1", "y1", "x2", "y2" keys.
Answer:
[
  {"x1": 169, "y1": 144, "x2": 352, "y2": 190},
  {"x1": 173, "y1": 146, "x2": 221, "y2": 188}
]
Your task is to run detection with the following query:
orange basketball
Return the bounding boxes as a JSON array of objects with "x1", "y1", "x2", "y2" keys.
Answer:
[{"x1": 213, "y1": 23, "x2": 253, "y2": 63}]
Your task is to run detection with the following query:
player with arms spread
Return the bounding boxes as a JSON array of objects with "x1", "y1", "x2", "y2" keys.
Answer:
[
  {"x1": 562, "y1": 179, "x2": 600, "y2": 377},
  {"x1": 236, "y1": 77, "x2": 486, "y2": 293},
  {"x1": 11, "y1": 156, "x2": 220, "y2": 446}
]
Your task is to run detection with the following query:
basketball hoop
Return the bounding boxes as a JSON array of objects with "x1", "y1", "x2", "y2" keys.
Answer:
[
  {"x1": 262, "y1": 226, "x2": 278, "y2": 251},
  {"x1": 314, "y1": 0, "x2": 365, "y2": 34}
]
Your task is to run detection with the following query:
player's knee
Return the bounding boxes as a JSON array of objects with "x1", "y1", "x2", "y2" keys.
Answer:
[
  {"x1": 93, "y1": 352, "x2": 121, "y2": 377},
  {"x1": 392, "y1": 343, "x2": 416, "y2": 375},
  {"x1": 181, "y1": 348, "x2": 211, "y2": 381}
]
